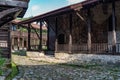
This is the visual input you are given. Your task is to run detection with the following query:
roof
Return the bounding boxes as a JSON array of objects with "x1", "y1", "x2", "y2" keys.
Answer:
[
  {"x1": 19, "y1": 0, "x2": 119, "y2": 24},
  {"x1": 12, "y1": 19, "x2": 47, "y2": 30},
  {"x1": 0, "y1": 0, "x2": 29, "y2": 17}
]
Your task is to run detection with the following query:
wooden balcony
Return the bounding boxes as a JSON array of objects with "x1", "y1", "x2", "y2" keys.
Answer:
[{"x1": 11, "y1": 31, "x2": 47, "y2": 39}]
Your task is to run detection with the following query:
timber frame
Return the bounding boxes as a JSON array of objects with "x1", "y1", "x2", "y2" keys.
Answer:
[
  {"x1": 19, "y1": 0, "x2": 120, "y2": 55},
  {"x1": 0, "y1": 0, "x2": 29, "y2": 58}
]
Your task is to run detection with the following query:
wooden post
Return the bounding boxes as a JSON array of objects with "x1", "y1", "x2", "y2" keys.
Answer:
[
  {"x1": 12, "y1": 37, "x2": 14, "y2": 50},
  {"x1": 55, "y1": 17, "x2": 58, "y2": 52},
  {"x1": 87, "y1": 9, "x2": 92, "y2": 53},
  {"x1": 69, "y1": 14, "x2": 72, "y2": 53},
  {"x1": 47, "y1": 19, "x2": 50, "y2": 51},
  {"x1": 8, "y1": 27, "x2": 11, "y2": 58},
  {"x1": 112, "y1": 1, "x2": 116, "y2": 54},
  {"x1": 26, "y1": 38, "x2": 28, "y2": 50},
  {"x1": 17, "y1": 37, "x2": 20, "y2": 50},
  {"x1": 22, "y1": 38, "x2": 24, "y2": 49},
  {"x1": 39, "y1": 21, "x2": 42, "y2": 51},
  {"x1": 28, "y1": 24, "x2": 31, "y2": 51}
]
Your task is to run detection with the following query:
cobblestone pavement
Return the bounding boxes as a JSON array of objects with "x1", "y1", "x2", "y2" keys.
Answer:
[{"x1": 12, "y1": 54, "x2": 120, "y2": 80}]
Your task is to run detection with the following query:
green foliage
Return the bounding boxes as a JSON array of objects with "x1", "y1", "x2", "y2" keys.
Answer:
[
  {"x1": 0, "y1": 58, "x2": 6, "y2": 75},
  {"x1": 0, "y1": 48, "x2": 3, "y2": 57},
  {"x1": 17, "y1": 17, "x2": 32, "y2": 21},
  {"x1": 12, "y1": 50, "x2": 26, "y2": 56},
  {"x1": 6, "y1": 62, "x2": 18, "y2": 80},
  {"x1": 42, "y1": 45, "x2": 47, "y2": 50},
  {"x1": 18, "y1": 27, "x2": 27, "y2": 32}
]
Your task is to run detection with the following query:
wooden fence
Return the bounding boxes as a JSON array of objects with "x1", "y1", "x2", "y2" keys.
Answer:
[{"x1": 57, "y1": 43, "x2": 120, "y2": 54}]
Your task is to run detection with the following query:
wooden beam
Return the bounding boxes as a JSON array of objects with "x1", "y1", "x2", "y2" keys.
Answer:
[
  {"x1": 69, "y1": 14, "x2": 72, "y2": 53},
  {"x1": 112, "y1": 1, "x2": 116, "y2": 54},
  {"x1": 28, "y1": 24, "x2": 31, "y2": 51},
  {"x1": 31, "y1": 25, "x2": 40, "y2": 39},
  {"x1": 87, "y1": 9, "x2": 92, "y2": 53}
]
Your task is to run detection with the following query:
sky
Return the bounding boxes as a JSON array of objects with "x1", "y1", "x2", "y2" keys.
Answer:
[{"x1": 24, "y1": 0, "x2": 85, "y2": 18}]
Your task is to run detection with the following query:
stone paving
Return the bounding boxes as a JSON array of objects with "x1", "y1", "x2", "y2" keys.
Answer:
[{"x1": 12, "y1": 54, "x2": 120, "y2": 80}]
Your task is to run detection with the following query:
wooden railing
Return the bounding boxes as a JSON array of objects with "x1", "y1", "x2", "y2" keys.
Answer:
[
  {"x1": 56, "y1": 43, "x2": 120, "y2": 54},
  {"x1": 57, "y1": 44, "x2": 69, "y2": 52},
  {"x1": 72, "y1": 44, "x2": 88, "y2": 53},
  {"x1": 91, "y1": 43, "x2": 108, "y2": 53},
  {"x1": 11, "y1": 31, "x2": 47, "y2": 39},
  {"x1": 108, "y1": 43, "x2": 120, "y2": 53}
]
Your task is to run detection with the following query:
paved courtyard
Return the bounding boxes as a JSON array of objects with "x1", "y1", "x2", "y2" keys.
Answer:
[{"x1": 12, "y1": 54, "x2": 120, "y2": 80}]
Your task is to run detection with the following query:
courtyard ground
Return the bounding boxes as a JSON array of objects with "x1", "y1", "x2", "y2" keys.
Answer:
[{"x1": 12, "y1": 53, "x2": 120, "y2": 80}]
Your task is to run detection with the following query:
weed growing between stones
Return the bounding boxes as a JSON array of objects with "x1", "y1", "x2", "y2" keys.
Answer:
[{"x1": 6, "y1": 62, "x2": 18, "y2": 80}]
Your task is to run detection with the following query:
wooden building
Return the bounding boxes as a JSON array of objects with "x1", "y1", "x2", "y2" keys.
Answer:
[
  {"x1": 11, "y1": 20, "x2": 47, "y2": 51},
  {"x1": 19, "y1": 0, "x2": 120, "y2": 55},
  {"x1": 0, "y1": 0, "x2": 29, "y2": 58}
]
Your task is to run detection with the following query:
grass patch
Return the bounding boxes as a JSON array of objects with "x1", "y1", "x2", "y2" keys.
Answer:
[
  {"x1": 59, "y1": 63, "x2": 101, "y2": 69},
  {"x1": 0, "y1": 58, "x2": 5, "y2": 66},
  {"x1": 6, "y1": 62, "x2": 18, "y2": 80},
  {"x1": 0, "y1": 58, "x2": 6, "y2": 75}
]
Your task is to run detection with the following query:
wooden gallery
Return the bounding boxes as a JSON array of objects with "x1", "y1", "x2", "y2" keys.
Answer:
[
  {"x1": 19, "y1": 0, "x2": 120, "y2": 56},
  {"x1": 1, "y1": 0, "x2": 120, "y2": 58}
]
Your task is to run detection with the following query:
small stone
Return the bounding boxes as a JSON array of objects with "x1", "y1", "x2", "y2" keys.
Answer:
[
  {"x1": 12, "y1": 78, "x2": 17, "y2": 80},
  {"x1": 29, "y1": 71, "x2": 33, "y2": 75},
  {"x1": 0, "y1": 76, "x2": 5, "y2": 80}
]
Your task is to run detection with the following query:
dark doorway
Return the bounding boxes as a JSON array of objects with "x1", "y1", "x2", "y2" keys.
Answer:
[{"x1": 58, "y1": 34, "x2": 65, "y2": 44}]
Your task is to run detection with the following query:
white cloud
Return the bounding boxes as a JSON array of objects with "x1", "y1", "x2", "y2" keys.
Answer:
[
  {"x1": 32, "y1": 5, "x2": 40, "y2": 11},
  {"x1": 67, "y1": 0, "x2": 85, "y2": 4},
  {"x1": 24, "y1": 5, "x2": 41, "y2": 18}
]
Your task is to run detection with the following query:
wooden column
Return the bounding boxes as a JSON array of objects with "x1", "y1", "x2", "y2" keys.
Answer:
[
  {"x1": 69, "y1": 14, "x2": 72, "y2": 53},
  {"x1": 12, "y1": 37, "x2": 14, "y2": 50},
  {"x1": 26, "y1": 38, "x2": 28, "y2": 49},
  {"x1": 47, "y1": 19, "x2": 50, "y2": 51},
  {"x1": 8, "y1": 27, "x2": 11, "y2": 58},
  {"x1": 33, "y1": 38, "x2": 36, "y2": 48},
  {"x1": 28, "y1": 24, "x2": 31, "y2": 51},
  {"x1": 55, "y1": 17, "x2": 58, "y2": 52},
  {"x1": 39, "y1": 21, "x2": 42, "y2": 51},
  {"x1": 17, "y1": 37, "x2": 20, "y2": 50},
  {"x1": 87, "y1": 9, "x2": 92, "y2": 53},
  {"x1": 112, "y1": 1, "x2": 117, "y2": 54},
  {"x1": 22, "y1": 38, "x2": 24, "y2": 49}
]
